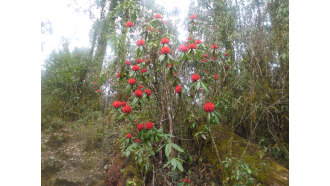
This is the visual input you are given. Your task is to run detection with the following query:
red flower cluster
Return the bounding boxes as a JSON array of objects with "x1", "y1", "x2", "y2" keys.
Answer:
[
  {"x1": 125, "y1": 60, "x2": 131, "y2": 65},
  {"x1": 211, "y1": 44, "x2": 219, "y2": 49},
  {"x1": 154, "y1": 13, "x2": 162, "y2": 19},
  {"x1": 126, "y1": 133, "x2": 132, "y2": 138},
  {"x1": 191, "y1": 74, "x2": 200, "y2": 82},
  {"x1": 140, "y1": 68, "x2": 147, "y2": 73},
  {"x1": 214, "y1": 75, "x2": 219, "y2": 80},
  {"x1": 161, "y1": 47, "x2": 171, "y2": 54},
  {"x1": 134, "y1": 89, "x2": 143, "y2": 98},
  {"x1": 203, "y1": 54, "x2": 209, "y2": 58},
  {"x1": 188, "y1": 37, "x2": 192, "y2": 40},
  {"x1": 126, "y1": 21, "x2": 134, "y2": 27},
  {"x1": 224, "y1": 53, "x2": 229, "y2": 56},
  {"x1": 134, "y1": 139, "x2": 140, "y2": 143},
  {"x1": 161, "y1": 38, "x2": 169, "y2": 44},
  {"x1": 204, "y1": 70, "x2": 208, "y2": 73},
  {"x1": 175, "y1": 85, "x2": 182, "y2": 93},
  {"x1": 195, "y1": 39, "x2": 202, "y2": 44},
  {"x1": 137, "y1": 58, "x2": 143, "y2": 64},
  {"x1": 128, "y1": 78, "x2": 136, "y2": 85},
  {"x1": 202, "y1": 59, "x2": 207, "y2": 63},
  {"x1": 145, "y1": 89, "x2": 151, "y2": 96},
  {"x1": 145, "y1": 122, "x2": 154, "y2": 130},
  {"x1": 149, "y1": 27, "x2": 152, "y2": 32},
  {"x1": 204, "y1": 102, "x2": 215, "y2": 112},
  {"x1": 132, "y1": 65, "x2": 140, "y2": 71},
  {"x1": 162, "y1": 20, "x2": 167, "y2": 24},
  {"x1": 116, "y1": 72, "x2": 120, "y2": 78},
  {"x1": 136, "y1": 39, "x2": 145, "y2": 46},
  {"x1": 190, "y1": 14, "x2": 197, "y2": 20},
  {"x1": 121, "y1": 102, "x2": 127, "y2": 106},
  {"x1": 123, "y1": 105, "x2": 132, "y2": 114},
  {"x1": 188, "y1": 43, "x2": 197, "y2": 50},
  {"x1": 137, "y1": 123, "x2": 144, "y2": 131},
  {"x1": 139, "y1": 85, "x2": 144, "y2": 89},
  {"x1": 173, "y1": 72, "x2": 178, "y2": 76},
  {"x1": 225, "y1": 65, "x2": 230, "y2": 70},
  {"x1": 178, "y1": 45, "x2": 188, "y2": 52},
  {"x1": 112, "y1": 101, "x2": 121, "y2": 108},
  {"x1": 184, "y1": 178, "x2": 190, "y2": 183}
]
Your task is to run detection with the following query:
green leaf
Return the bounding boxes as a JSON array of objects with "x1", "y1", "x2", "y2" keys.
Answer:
[
  {"x1": 165, "y1": 144, "x2": 171, "y2": 157},
  {"x1": 201, "y1": 81, "x2": 209, "y2": 92},
  {"x1": 196, "y1": 81, "x2": 201, "y2": 91},
  {"x1": 132, "y1": 97, "x2": 138, "y2": 106},
  {"x1": 163, "y1": 159, "x2": 172, "y2": 168},
  {"x1": 214, "y1": 115, "x2": 220, "y2": 125},
  {"x1": 159, "y1": 54, "x2": 165, "y2": 62},
  {"x1": 176, "y1": 160, "x2": 184, "y2": 172},
  {"x1": 117, "y1": 113, "x2": 124, "y2": 120},
  {"x1": 171, "y1": 143, "x2": 184, "y2": 153},
  {"x1": 168, "y1": 54, "x2": 174, "y2": 61}
]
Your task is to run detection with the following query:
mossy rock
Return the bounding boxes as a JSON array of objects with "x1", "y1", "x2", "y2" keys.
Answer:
[{"x1": 197, "y1": 125, "x2": 288, "y2": 185}]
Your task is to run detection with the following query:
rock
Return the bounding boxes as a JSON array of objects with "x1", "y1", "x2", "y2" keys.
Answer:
[{"x1": 199, "y1": 125, "x2": 289, "y2": 185}]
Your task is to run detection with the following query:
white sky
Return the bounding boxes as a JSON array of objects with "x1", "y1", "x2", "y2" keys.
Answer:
[{"x1": 41, "y1": 0, "x2": 190, "y2": 64}]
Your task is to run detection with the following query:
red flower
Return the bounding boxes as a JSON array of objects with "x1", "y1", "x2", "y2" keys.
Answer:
[
  {"x1": 213, "y1": 75, "x2": 219, "y2": 80},
  {"x1": 140, "y1": 68, "x2": 148, "y2": 73},
  {"x1": 173, "y1": 73, "x2": 178, "y2": 76},
  {"x1": 123, "y1": 105, "x2": 132, "y2": 114},
  {"x1": 162, "y1": 20, "x2": 167, "y2": 24},
  {"x1": 134, "y1": 139, "x2": 140, "y2": 143},
  {"x1": 211, "y1": 57, "x2": 214, "y2": 60},
  {"x1": 211, "y1": 44, "x2": 219, "y2": 49},
  {"x1": 224, "y1": 53, "x2": 229, "y2": 56},
  {"x1": 225, "y1": 65, "x2": 230, "y2": 70},
  {"x1": 190, "y1": 14, "x2": 197, "y2": 20},
  {"x1": 175, "y1": 85, "x2": 182, "y2": 93},
  {"x1": 203, "y1": 54, "x2": 209, "y2": 58},
  {"x1": 132, "y1": 65, "x2": 140, "y2": 71},
  {"x1": 121, "y1": 102, "x2": 127, "y2": 106},
  {"x1": 149, "y1": 27, "x2": 152, "y2": 32},
  {"x1": 195, "y1": 39, "x2": 202, "y2": 44},
  {"x1": 139, "y1": 85, "x2": 144, "y2": 89},
  {"x1": 113, "y1": 101, "x2": 121, "y2": 108},
  {"x1": 188, "y1": 43, "x2": 197, "y2": 50},
  {"x1": 145, "y1": 122, "x2": 154, "y2": 130},
  {"x1": 145, "y1": 89, "x2": 151, "y2": 96},
  {"x1": 178, "y1": 45, "x2": 188, "y2": 52},
  {"x1": 92, "y1": 87, "x2": 95, "y2": 88},
  {"x1": 116, "y1": 73, "x2": 120, "y2": 78},
  {"x1": 128, "y1": 78, "x2": 136, "y2": 85},
  {"x1": 126, "y1": 21, "x2": 134, "y2": 27},
  {"x1": 126, "y1": 133, "x2": 132, "y2": 138},
  {"x1": 204, "y1": 102, "x2": 215, "y2": 112},
  {"x1": 136, "y1": 39, "x2": 145, "y2": 46},
  {"x1": 184, "y1": 178, "x2": 190, "y2": 183},
  {"x1": 94, "y1": 82, "x2": 97, "y2": 84},
  {"x1": 125, "y1": 60, "x2": 131, "y2": 65},
  {"x1": 137, "y1": 123, "x2": 144, "y2": 131},
  {"x1": 202, "y1": 59, "x2": 207, "y2": 63},
  {"x1": 161, "y1": 47, "x2": 171, "y2": 54},
  {"x1": 96, "y1": 89, "x2": 99, "y2": 92},
  {"x1": 204, "y1": 70, "x2": 208, "y2": 73},
  {"x1": 137, "y1": 58, "x2": 143, "y2": 64},
  {"x1": 134, "y1": 89, "x2": 143, "y2": 98},
  {"x1": 167, "y1": 64, "x2": 171, "y2": 68},
  {"x1": 188, "y1": 37, "x2": 192, "y2": 40},
  {"x1": 100, "y1": 90, "x2": 103, "y2": 93},
  {"x1": 161, "y1": 38, "x2": 169, "y2": 44},
  {"x1": 191, "y1": 74, "x2": 200, "y2": 82},
  {"x1": 154, "y1": 13, "x2": 162, "y2": 19}
]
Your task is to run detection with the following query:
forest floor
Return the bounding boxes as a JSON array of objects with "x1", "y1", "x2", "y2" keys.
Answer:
[{"x1": 41, "y1": 121, "x2": 112, "y2": 186}]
